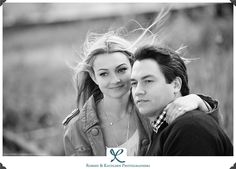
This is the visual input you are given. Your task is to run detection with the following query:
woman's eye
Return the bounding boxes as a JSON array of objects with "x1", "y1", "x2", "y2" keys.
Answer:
[
  {"x1": 118, "y1": 67, "x2": 127, "y2": 73},
  {"x1": 99, "y1": 72, "x2": 108, "y2": 77}
]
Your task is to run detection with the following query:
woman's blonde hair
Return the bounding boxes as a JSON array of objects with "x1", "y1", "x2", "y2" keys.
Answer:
[{"x1": 74, "y1": 31, "x2": 134, "y2": 110}]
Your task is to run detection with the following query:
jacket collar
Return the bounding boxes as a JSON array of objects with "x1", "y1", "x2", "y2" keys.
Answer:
[{"x1": 80, "y1": 95, "x2": 102, "y2": 132}]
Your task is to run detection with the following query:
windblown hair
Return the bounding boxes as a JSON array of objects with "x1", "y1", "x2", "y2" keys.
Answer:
[
  {"x1": 73, "y1": 7, "x2": 192, "y2": 110},
  {"x1": 74, "y1": 31, "x2": 134, "y2": 110}
]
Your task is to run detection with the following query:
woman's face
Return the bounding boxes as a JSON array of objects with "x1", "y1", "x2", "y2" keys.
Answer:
[{"x1": 92, "y1": 52, "x2": 132, "y2": 99}]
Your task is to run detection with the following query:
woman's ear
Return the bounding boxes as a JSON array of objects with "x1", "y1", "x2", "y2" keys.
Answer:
[
  {"x1": 88, "y1": 70, "x2": 98, "y2": 85},
  {"x1": 172, "y1": 76, "x2": 182, "y2": 93}
]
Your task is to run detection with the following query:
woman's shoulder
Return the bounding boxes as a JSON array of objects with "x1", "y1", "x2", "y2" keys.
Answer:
[
  {"x1": 62, "y1": 96, "x2": 99, "y2": 128},
  {"x1": 62, "y1": 108, "x2": 81, "y2": 127}
]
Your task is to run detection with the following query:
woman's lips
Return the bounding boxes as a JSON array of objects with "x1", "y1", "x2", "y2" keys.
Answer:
[{"x1": 110, "y1": 84, "x2": 124, "y2": 89}]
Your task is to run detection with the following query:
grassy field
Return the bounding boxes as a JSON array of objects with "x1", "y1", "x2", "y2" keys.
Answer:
[{"x1": 3, "y1": 5, "x2": 233, "y2": 155}]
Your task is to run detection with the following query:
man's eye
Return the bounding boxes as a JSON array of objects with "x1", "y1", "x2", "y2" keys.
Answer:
[
  {"x1": 131, "y1": 82, "x2": 137, "y2": 87},
  {"x1": 144, "y1": 80, "x2": 153, "y2": 84}
]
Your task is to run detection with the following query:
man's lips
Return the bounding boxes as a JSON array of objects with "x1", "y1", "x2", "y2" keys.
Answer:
[{"x1": 136, "y1": 99, "x2": 149, "y2": 105}]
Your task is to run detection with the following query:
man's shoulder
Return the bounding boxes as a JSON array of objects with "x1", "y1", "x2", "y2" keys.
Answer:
[
  {"x1": 157, "y1": 110, "x2": 218, "y2": 148},
  {"x1": 156, "y1": 109, "x2": 233, "y2": 156},
  {"x1": 167, "y1": 110, "x2": 217, "y2": 133},
  {"x1": 175, "y1": 109, "x2": 211, "y2": 122}
]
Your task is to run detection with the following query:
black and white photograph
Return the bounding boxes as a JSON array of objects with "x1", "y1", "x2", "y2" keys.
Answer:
[{"x1": 1, "y1": 1, "x2": 235, "y2": 169}]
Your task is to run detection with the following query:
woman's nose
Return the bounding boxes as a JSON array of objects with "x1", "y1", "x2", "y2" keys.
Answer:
[{"x1": 110, "y1": 73, "x2": 121, "y2": 83}]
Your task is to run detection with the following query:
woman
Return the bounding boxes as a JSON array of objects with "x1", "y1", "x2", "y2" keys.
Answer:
[{"x1": 62, "y1": 31, "x2": 218, "y2": 156}]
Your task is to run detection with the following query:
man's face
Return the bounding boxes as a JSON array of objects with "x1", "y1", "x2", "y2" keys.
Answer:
[{"x1": 131, "y1": 59, "x2": 175, "y2": 118}]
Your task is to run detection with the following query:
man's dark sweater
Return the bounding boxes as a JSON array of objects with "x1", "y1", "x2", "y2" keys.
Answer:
[{"x1": 146, "y1": 110, "x2": 233, "y2": 156}]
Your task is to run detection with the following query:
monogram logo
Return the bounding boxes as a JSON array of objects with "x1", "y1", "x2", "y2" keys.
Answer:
[{"x1": 109, "y1": 148, "x2": 125, "y2": 163}]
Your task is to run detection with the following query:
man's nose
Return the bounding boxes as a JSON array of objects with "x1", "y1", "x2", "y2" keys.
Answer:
[{"x1": 134, "y1": 83, "x2": 146, "y2": 96}]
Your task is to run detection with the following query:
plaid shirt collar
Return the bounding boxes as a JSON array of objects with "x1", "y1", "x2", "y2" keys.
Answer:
[{"x1": 150, "y1": 110, "x2": 168, "y2": 133}]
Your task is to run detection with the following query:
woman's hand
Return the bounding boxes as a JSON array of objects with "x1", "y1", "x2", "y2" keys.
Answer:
[{"x1": 164, "y1": 94, "x2": 210, "y2": 123}]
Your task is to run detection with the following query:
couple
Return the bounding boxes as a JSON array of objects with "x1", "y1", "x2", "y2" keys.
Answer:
[{"x1": 62, "y1": 30, "x2": 233, "y2": 156}]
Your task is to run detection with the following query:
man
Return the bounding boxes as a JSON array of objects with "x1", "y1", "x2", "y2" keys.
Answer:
[{"x1": 131, "y1": 45, "x2": 233, "y2": 155}]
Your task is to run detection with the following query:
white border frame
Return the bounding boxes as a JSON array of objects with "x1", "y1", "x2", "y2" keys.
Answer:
[{"x1": 0, "y1": 1, "x2": 235, "y2": 169}]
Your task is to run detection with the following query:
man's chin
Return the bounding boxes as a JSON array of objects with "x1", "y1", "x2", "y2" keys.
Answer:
[{"x1": 138, "y1": 108, "x2": 155, "y2": 116}]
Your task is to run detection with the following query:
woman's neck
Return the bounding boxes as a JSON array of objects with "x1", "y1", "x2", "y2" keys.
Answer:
[{"x1": 101, "y1": 92, "x2": 131, "y2": 119}]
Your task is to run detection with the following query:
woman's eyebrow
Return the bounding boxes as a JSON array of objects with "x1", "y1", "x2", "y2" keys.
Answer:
[
  {"x1": 97, "y1": 68, "x2": 108, "y2": 71},
  {"x1": 116, "y1": 63, "x2": 127, "y2": 69},
  {"x1": 97, "y1": 63, "x2": 127, "y2": 71}
]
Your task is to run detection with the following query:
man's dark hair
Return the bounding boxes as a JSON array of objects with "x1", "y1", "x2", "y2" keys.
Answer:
[{"x1": 134, "y1": 45, "x2": 190, "y2": 96}]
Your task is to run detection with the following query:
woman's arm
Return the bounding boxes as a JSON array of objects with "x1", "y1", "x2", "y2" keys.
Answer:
[
  {"x1": 164, "y1": 94, "x2": 219, "y2": 123},
  {"x1": 197, "y1": 94, "x2": 220, "y2": 123}
]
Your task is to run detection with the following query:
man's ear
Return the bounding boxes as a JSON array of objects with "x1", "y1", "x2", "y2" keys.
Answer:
[{"x1": 172, "y1": 76, "x2": 182, "y2": 93}]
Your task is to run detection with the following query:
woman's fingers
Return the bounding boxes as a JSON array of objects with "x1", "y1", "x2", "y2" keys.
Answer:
[{"x1": 165, "y1": 102, "x2": 187, "y2": 123}]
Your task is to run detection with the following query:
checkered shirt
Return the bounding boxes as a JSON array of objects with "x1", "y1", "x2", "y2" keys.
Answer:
[{"x1": 150, "y1": 110, "x2": 167, "y2": 133}]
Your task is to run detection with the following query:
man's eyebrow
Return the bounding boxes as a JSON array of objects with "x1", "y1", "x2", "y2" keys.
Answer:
[
  {"x1": 131, "y1": 75, "x2": 154, "y2": 81},
  {"x1": 141, "y1": 75, "x2": 154, "y2": 80},
  {"x1": 130, "y1": 78, "x2": 136, "y2": 82}
]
